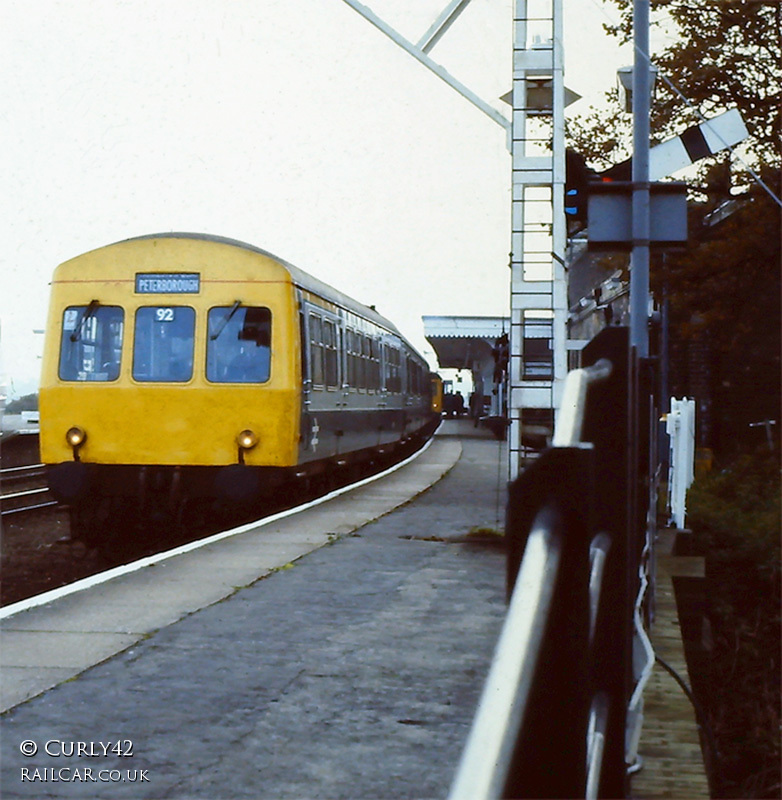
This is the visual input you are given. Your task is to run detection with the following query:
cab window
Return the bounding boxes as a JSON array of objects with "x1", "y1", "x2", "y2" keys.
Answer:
[
  {"x1": 59, "y1": 304, "x2": 124, "y2": 382},
  {"x1": 207, "y1": 306, "x2": 271, "y2": 383},
  {"x1": 133, "y1": 306, "x2": 195, "y2": 382}
]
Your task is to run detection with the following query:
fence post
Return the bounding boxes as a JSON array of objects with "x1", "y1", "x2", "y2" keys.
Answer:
[
  {"x1": 580, "y1": 326, "x2": 633, "y2": 798},
  {"x1": 505, "y1": 446, "x2": 594, "y2": 798},
  {"x1": 667, "y1": 397, "x2": 695, "y2": 528}
]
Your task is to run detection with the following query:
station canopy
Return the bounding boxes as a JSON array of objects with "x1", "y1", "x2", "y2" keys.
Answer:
[{"x1": 422, "y1": 316, "x2": 509, "y2": 371}]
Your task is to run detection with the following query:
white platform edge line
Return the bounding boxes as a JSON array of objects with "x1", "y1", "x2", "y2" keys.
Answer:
[{"x1": 1, "y1": 433, "x2": 445, "y2": 621}]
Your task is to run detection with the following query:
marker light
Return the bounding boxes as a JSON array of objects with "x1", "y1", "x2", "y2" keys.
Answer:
[
  {"x1": 66, "y1": 426, "x2": 87, "y2": 447},
  {"x1": 236, "y1": 429, "x2": 258, "y2": 450}
]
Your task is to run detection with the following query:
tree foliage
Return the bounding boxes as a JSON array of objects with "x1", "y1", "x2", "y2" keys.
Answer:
[
  {"x1": 657, "y1": 175, "x2": 781, "y2": 453},
  {"x1": 687, "y1": 452, "x2": 781, "y2": 797},
  {"x1": 569, "y1": 0, "x2": 781, "y2": 173},
  {"x1": 4, "y1": 393, "x2": 38, "y2": 413},
  {"x1": 604, "y1": 0, "x2": 781, "y2": 165}
]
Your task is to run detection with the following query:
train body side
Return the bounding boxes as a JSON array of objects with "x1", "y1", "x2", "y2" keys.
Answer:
[{"x1": 295, "y1": 291, "x2": 433, "y2": 465}]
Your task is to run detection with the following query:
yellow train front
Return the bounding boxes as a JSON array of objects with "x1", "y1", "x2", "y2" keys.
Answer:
[
  {"x1": 430, "y1": 373, "x2": 444, "y2": 416},
  {"x1": 40, "y1": 233, "x2": 437, "y2": 552}
]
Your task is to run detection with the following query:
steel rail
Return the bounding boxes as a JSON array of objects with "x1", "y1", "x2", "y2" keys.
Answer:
[
  {"x1": 1, "y1": 500, "x2": 59, "y2": 516},
  {"x1": 3, "y1": 487, "x2": 50, "y2": 501},
  {"x1": 0, "y1": 464, "x2": 47, "y2": 485},
  {"x1": 1, "y1": 463, "x2": 46, "y2": 475}
]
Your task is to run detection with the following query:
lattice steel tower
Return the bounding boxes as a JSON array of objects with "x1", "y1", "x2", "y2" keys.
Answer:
[{"x1": 508, "y1": 0, "x2": 567, "y2": 480}]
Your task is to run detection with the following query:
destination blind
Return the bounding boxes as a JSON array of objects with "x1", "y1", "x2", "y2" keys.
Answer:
[{"x1": 135, "y1": 273, "x2": 200, "y2": 294}]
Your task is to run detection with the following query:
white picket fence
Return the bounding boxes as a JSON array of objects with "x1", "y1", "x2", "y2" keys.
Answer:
[{"x1": 666, "y1": 398, "x2": 695, "y2": 529}]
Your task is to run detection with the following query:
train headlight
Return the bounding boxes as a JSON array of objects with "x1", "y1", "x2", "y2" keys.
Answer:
[
  {"x1": 236, "y1": 429, "x2": 259, "y2": 450},
  {"x1": 66, "y1": 426, "x2": 87, "y2": 447},
  {"x1": 66, "y1": 426, "x2": 87, "y2": 461}
]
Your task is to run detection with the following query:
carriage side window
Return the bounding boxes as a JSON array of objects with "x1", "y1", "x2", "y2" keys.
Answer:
[
  {"x1": 323, "y1": 319, "x2": 339, "y2": 388},
  {"x1": 413, "y1": 361, "x2": 424, "y2": 395},
  {"x1": 299, "y1": 309, "x2": 309, "y2": 383},
  {"x1": 369, "y1": 338, "x2": 381, "y2": 390},
  {"x1": 133, "y1": 306, "x2": 195, "y2": 382},
  {"x1": 384, "y1": 344, "x2": 401, "y2": 393},
  {"x1": 309, "y1": 314, "x2": 324, "y2": 387},
  {"x1": 353, "y1": 332, "x2": 362, "y2": 389},
  {"x1": 59, "y1": 304, "x2": 124, "y2": 382},
  {"x1": 360, "y1": 332, "x2": 366, "y2": 387},
  {"x1": 206, "y1": 306, "x2": 271, "y2": 383},
  {"x1": 346, "y1": 330, "x2": 369, "y2": 390},
  {"x1": 359, "y1": 334, "x2": 370, "y2": 389},
  {"x1": 407, "y1": 357, "x2": 420, "y2": 395},
  {"x1": 346, "y1": 329, "x2": 358, "y2": 388}
]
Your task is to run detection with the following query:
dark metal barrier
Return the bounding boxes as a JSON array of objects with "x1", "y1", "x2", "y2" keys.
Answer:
[{"x1": 449, "y1": 327, "x2": 638, "y2": 800}]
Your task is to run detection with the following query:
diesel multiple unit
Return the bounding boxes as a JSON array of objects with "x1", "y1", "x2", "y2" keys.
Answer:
[{"x1": 40, "y1": 233, "x2": 438, "y2": 549}]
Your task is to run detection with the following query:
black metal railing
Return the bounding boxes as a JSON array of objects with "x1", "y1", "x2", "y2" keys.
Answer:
[{"x1": 449, "y1": 327, "x2": 645, "y2": 800}]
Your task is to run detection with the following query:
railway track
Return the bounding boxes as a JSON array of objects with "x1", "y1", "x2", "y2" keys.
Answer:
[
  {"x1": 1, "y1": 463, "x2": 58, "y2": 516},
  {"x1": 2, "y1": 463, "x2": 46, "y2": 483}
]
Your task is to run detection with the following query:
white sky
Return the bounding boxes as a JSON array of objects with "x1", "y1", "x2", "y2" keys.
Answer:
[{"x1": 1, "y1": 0, "x2": 630, "y2": 398}]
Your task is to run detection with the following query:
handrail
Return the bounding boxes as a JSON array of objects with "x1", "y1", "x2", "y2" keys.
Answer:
[
  {"x1": 551, "y1": 358, "x2": 612, "y2": 447},
  {"x1": 449, "y1": 506, "x2": 563, "y2": 800},
  {"x1": 589, "y1": 533, "x2": 612, "y2": 643},
  {"x1": 587, "y1": 693, "x2": 610, "y2": 800}
]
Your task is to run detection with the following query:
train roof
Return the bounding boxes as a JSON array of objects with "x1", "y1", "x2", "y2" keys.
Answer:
[{"x1": 116, "y1": 232, "x2": 414, "y2": 346}]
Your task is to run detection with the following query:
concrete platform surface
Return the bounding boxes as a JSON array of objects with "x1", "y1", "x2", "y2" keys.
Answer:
[
  {"x1": 0, "y1": 437, "x2": 462, "y2": 713},
  {"x1": 631, "y1": 530, "x2": 709, "y2": 799},
  {"x1": 0, "y1": 432, "x2": 509, "y2": 799}
]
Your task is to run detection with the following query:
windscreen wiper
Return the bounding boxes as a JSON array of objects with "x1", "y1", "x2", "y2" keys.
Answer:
[
  {"x1": 70, "y1": 299, "x2": 100, "y2": 342},
  {"x1": 210, "y1": 300, "x2": 242, "y2": 341}
]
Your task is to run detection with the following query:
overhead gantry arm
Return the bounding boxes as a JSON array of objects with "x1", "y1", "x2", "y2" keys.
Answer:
[
  {"x1": 417, "y1": 0, "x2": 473, "y2": 53},
  {"x1": 340, "y1": 0, "x2": 511, "y2": 134}
]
